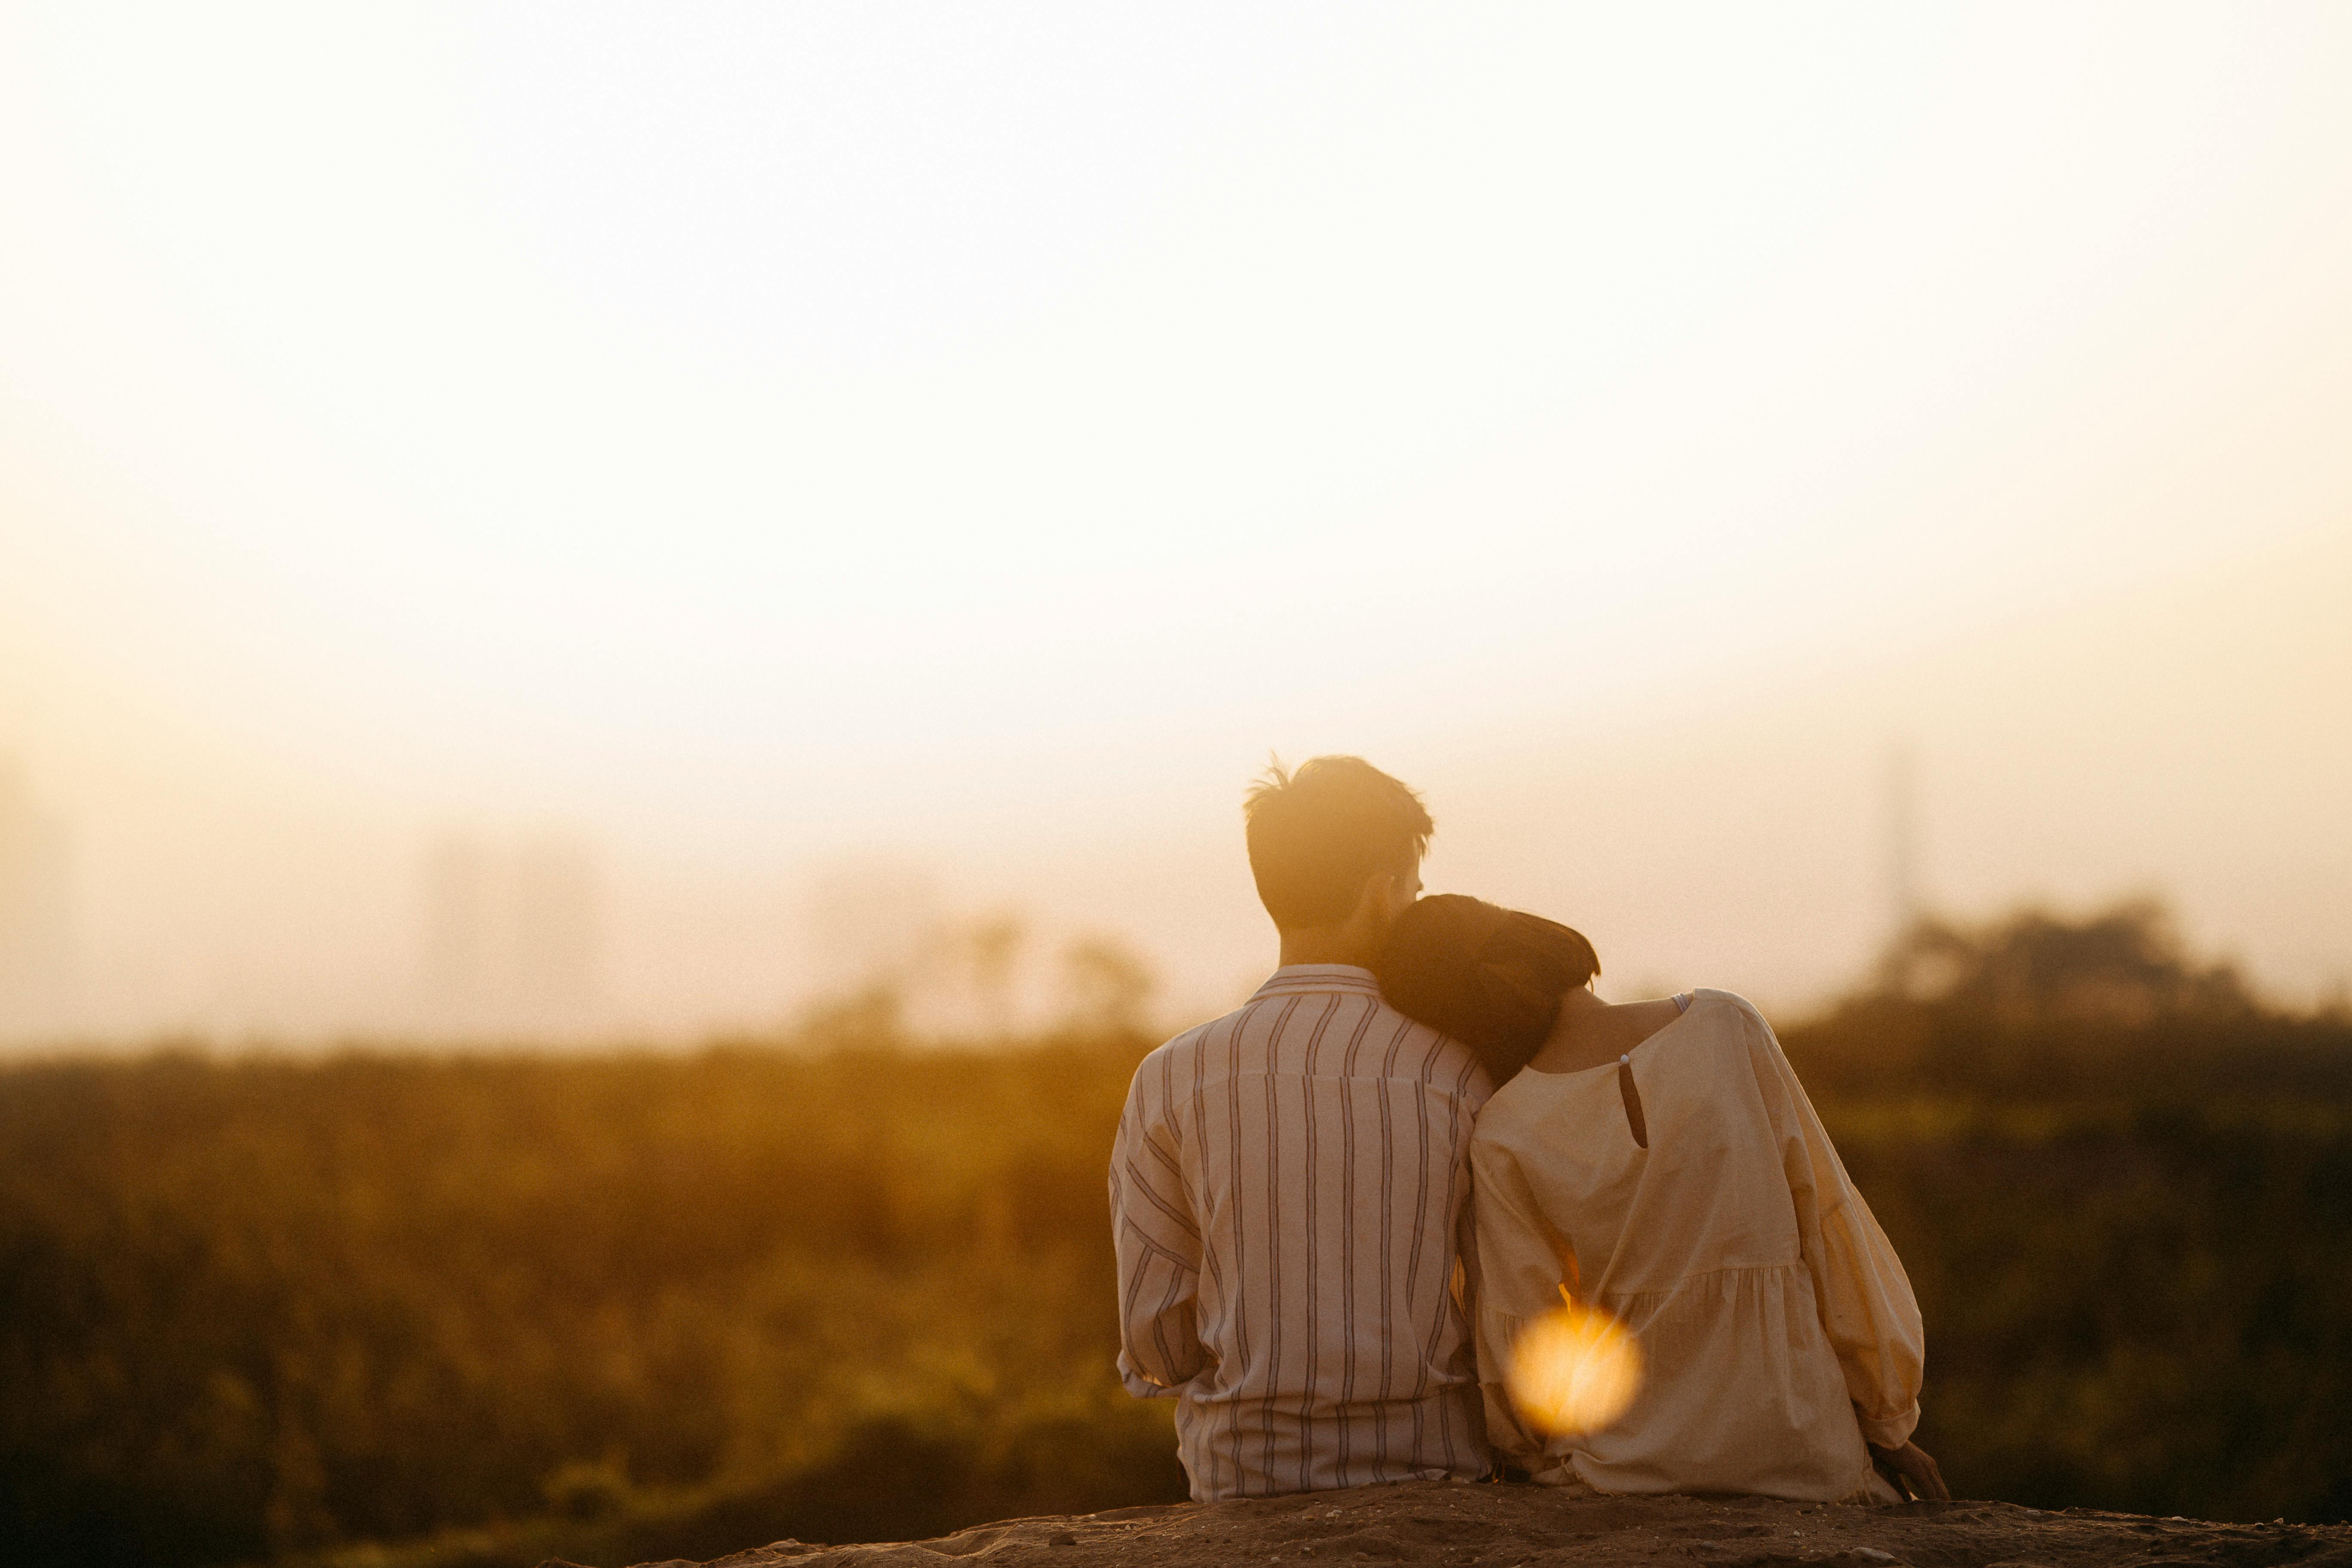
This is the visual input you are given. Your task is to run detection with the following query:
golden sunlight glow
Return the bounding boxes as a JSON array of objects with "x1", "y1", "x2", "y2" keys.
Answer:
[
  {"x1": 1507, "y1": 1287, "x2": 1644, "y2": 1439},
  {"x1": 1, "y1": 5, "x2": 2350, "y2": 1042}
]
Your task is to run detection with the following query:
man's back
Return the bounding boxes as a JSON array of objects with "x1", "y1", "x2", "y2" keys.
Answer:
[{"x1": 1110, "y1": 964, "x2": 1494, "y2": 1500}]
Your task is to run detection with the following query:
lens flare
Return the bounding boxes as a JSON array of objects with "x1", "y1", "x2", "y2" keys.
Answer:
[{"x1": 1506, "y1": 1287, "x2": 1643, "y2": 1437}]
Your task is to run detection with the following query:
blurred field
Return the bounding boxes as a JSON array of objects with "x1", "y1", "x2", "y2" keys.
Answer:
[{"x1": 1, "y1": 905, "x2": 2347, "y2": 1568}]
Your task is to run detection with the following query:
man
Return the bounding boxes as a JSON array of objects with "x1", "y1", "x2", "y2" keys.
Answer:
[{"x1": 1110, "y1": 756, "x2": 1494, "y2": 1500}]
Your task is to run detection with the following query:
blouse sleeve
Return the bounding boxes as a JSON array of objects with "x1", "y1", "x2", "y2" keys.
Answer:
[
  {"x1": 1743, "y1": 1007, "x2": 1926, "y2": 1449},
  {"x1": 1469, "y1": 1134, "x2": 1577, "y2": 1475}
]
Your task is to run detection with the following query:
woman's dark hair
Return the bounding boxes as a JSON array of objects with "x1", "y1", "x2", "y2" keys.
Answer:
[{"x1": 1373, "y1": 894, "x2": 1601, "y2": 1086}]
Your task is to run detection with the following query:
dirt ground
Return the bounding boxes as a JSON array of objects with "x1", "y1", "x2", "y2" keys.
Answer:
[{"x1": 586, "y1": 1479, "x2": 2352, "y2": 1568}]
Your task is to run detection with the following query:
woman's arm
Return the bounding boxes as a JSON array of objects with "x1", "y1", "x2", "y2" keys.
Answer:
[{"x1": 1742, "y1": 1005, "x2": 1929, "y2": 1452}]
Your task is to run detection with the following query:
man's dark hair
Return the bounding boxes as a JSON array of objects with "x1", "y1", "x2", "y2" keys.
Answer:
[
  {"x1": 1243, "y1": 756, "x2": 1433, "y2": 928},
  {"x1": 1374, "y1": 894, "x2": 1601, "y2": 1086}
]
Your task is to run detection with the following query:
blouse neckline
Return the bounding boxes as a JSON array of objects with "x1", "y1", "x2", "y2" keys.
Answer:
[{"x1": 1516, "y1": 990, "x2": 1700, "y2": 1080}]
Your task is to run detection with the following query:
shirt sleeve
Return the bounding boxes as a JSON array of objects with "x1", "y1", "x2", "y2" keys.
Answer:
[
  {"x1": 1745, "y1": 1007, "x2": 1926, "y2": 1449},
  {"x1": 1469, "y1": 1135, "x2": 1576, "y2": 1476},
  {"x1": 1109, "y1": 1060, "x2": 1207, "y2": 1398}
]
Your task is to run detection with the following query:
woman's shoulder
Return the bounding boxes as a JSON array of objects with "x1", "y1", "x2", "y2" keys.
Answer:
[
  {"x1": 1655, "y1": 990, "x2": 1788, "y2": 1077},
  {"x1": 1683, "y1": 987, "x2": 1775, "y2": 1035},
  {"x1": 1669, "y1": 991, "x2": 1810, "y2": 1105}
]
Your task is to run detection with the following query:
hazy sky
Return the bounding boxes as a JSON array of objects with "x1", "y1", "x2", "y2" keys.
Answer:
[{"x1": 2, "y1": 3, "x2": 2347, "y2": 1042}]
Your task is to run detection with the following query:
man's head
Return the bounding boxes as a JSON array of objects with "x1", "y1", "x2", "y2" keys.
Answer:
[{"x1": 1243, "y1": 756, "x2": 1433, "y2": 954}]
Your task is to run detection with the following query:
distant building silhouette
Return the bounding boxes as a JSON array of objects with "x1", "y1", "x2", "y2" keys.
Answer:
[
  {"x1": 421, "y1": 833, "x2": 489, "y2": 1011},
  {"x1": 418, "y1": 830, "x2": 600, "y2": 1035},
  {"x1": 0, "y1": 760, "x2": 72, "y2": 1036},
  {"x1": 511, "y1": 836, "x2": 599, "y2": 1019}
]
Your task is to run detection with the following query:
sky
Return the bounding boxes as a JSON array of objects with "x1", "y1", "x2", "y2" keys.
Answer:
[{"x1": 1, "y1": 2, "x2": 2347, "y2": 1044}]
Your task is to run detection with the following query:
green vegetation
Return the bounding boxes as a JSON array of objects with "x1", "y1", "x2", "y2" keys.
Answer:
[
  {"x1": 0, "y1": 904, "x2": 2346, "y2": 1568},
  {"x1": 1793, "y1": 903, "x2": 2352, "y2": 1524}
]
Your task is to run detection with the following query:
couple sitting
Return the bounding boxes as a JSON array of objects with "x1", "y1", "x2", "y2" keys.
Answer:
[{"x1": 1110, "y1": 756, "x2": 1948, "y2": 1506}]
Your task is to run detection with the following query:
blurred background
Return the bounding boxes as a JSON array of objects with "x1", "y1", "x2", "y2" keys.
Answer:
[{"x1": 1, "y1": 3, "x2": 2348, "y2": 1565}]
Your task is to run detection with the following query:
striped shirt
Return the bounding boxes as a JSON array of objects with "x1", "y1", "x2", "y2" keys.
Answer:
[{"x1": 1109, "y1": 965, "x2": 1496, "y2": 1501}]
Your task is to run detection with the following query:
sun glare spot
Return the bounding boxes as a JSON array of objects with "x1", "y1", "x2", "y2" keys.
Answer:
[{"x1": 1507, "y1": 1287, "x2": 1643, "y2": 1437}]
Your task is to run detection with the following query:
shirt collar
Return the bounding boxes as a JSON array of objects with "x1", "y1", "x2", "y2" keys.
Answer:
[{"x1": 1250, "y1": 964, "x2": 1383, "y2": 1000}]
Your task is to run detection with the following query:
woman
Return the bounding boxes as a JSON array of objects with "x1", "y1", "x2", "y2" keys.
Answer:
[{"x1": 1373, "y1": 895, "x2": 1948, "y2": 1504}]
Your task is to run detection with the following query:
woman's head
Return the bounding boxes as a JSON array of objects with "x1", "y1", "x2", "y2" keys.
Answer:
[{"x1": 1373, "y1": 894, "x2": 1601, "y2": 1086}]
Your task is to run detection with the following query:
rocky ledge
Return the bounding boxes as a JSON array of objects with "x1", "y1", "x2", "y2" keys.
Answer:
[{"x1": 570, "y1": 1478, "x2": 2352, "y2": 1568}]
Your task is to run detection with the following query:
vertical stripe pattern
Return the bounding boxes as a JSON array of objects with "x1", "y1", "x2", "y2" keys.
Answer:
[{"x1": 1110, "y1": 965, "x2": 1494, "y2": 1501}]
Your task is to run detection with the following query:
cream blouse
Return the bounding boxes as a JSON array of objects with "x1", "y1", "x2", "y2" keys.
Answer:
[{"x1": 1469, "y1": 989, "x2": 1923, "y2": 1502}]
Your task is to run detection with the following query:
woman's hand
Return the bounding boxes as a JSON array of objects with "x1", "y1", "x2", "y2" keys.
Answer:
[{"x1": 1868, "y1": 1439, "x2": 1951, "y2": 1502}]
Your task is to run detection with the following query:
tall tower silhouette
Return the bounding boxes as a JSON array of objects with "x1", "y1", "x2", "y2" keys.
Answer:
[
  {"x1": 1877, "y1": 738, "x2": 1927, "y2": 996},
  {"x1": 1884, "y1": 738, "x2": 1921, "y2": 937}
]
